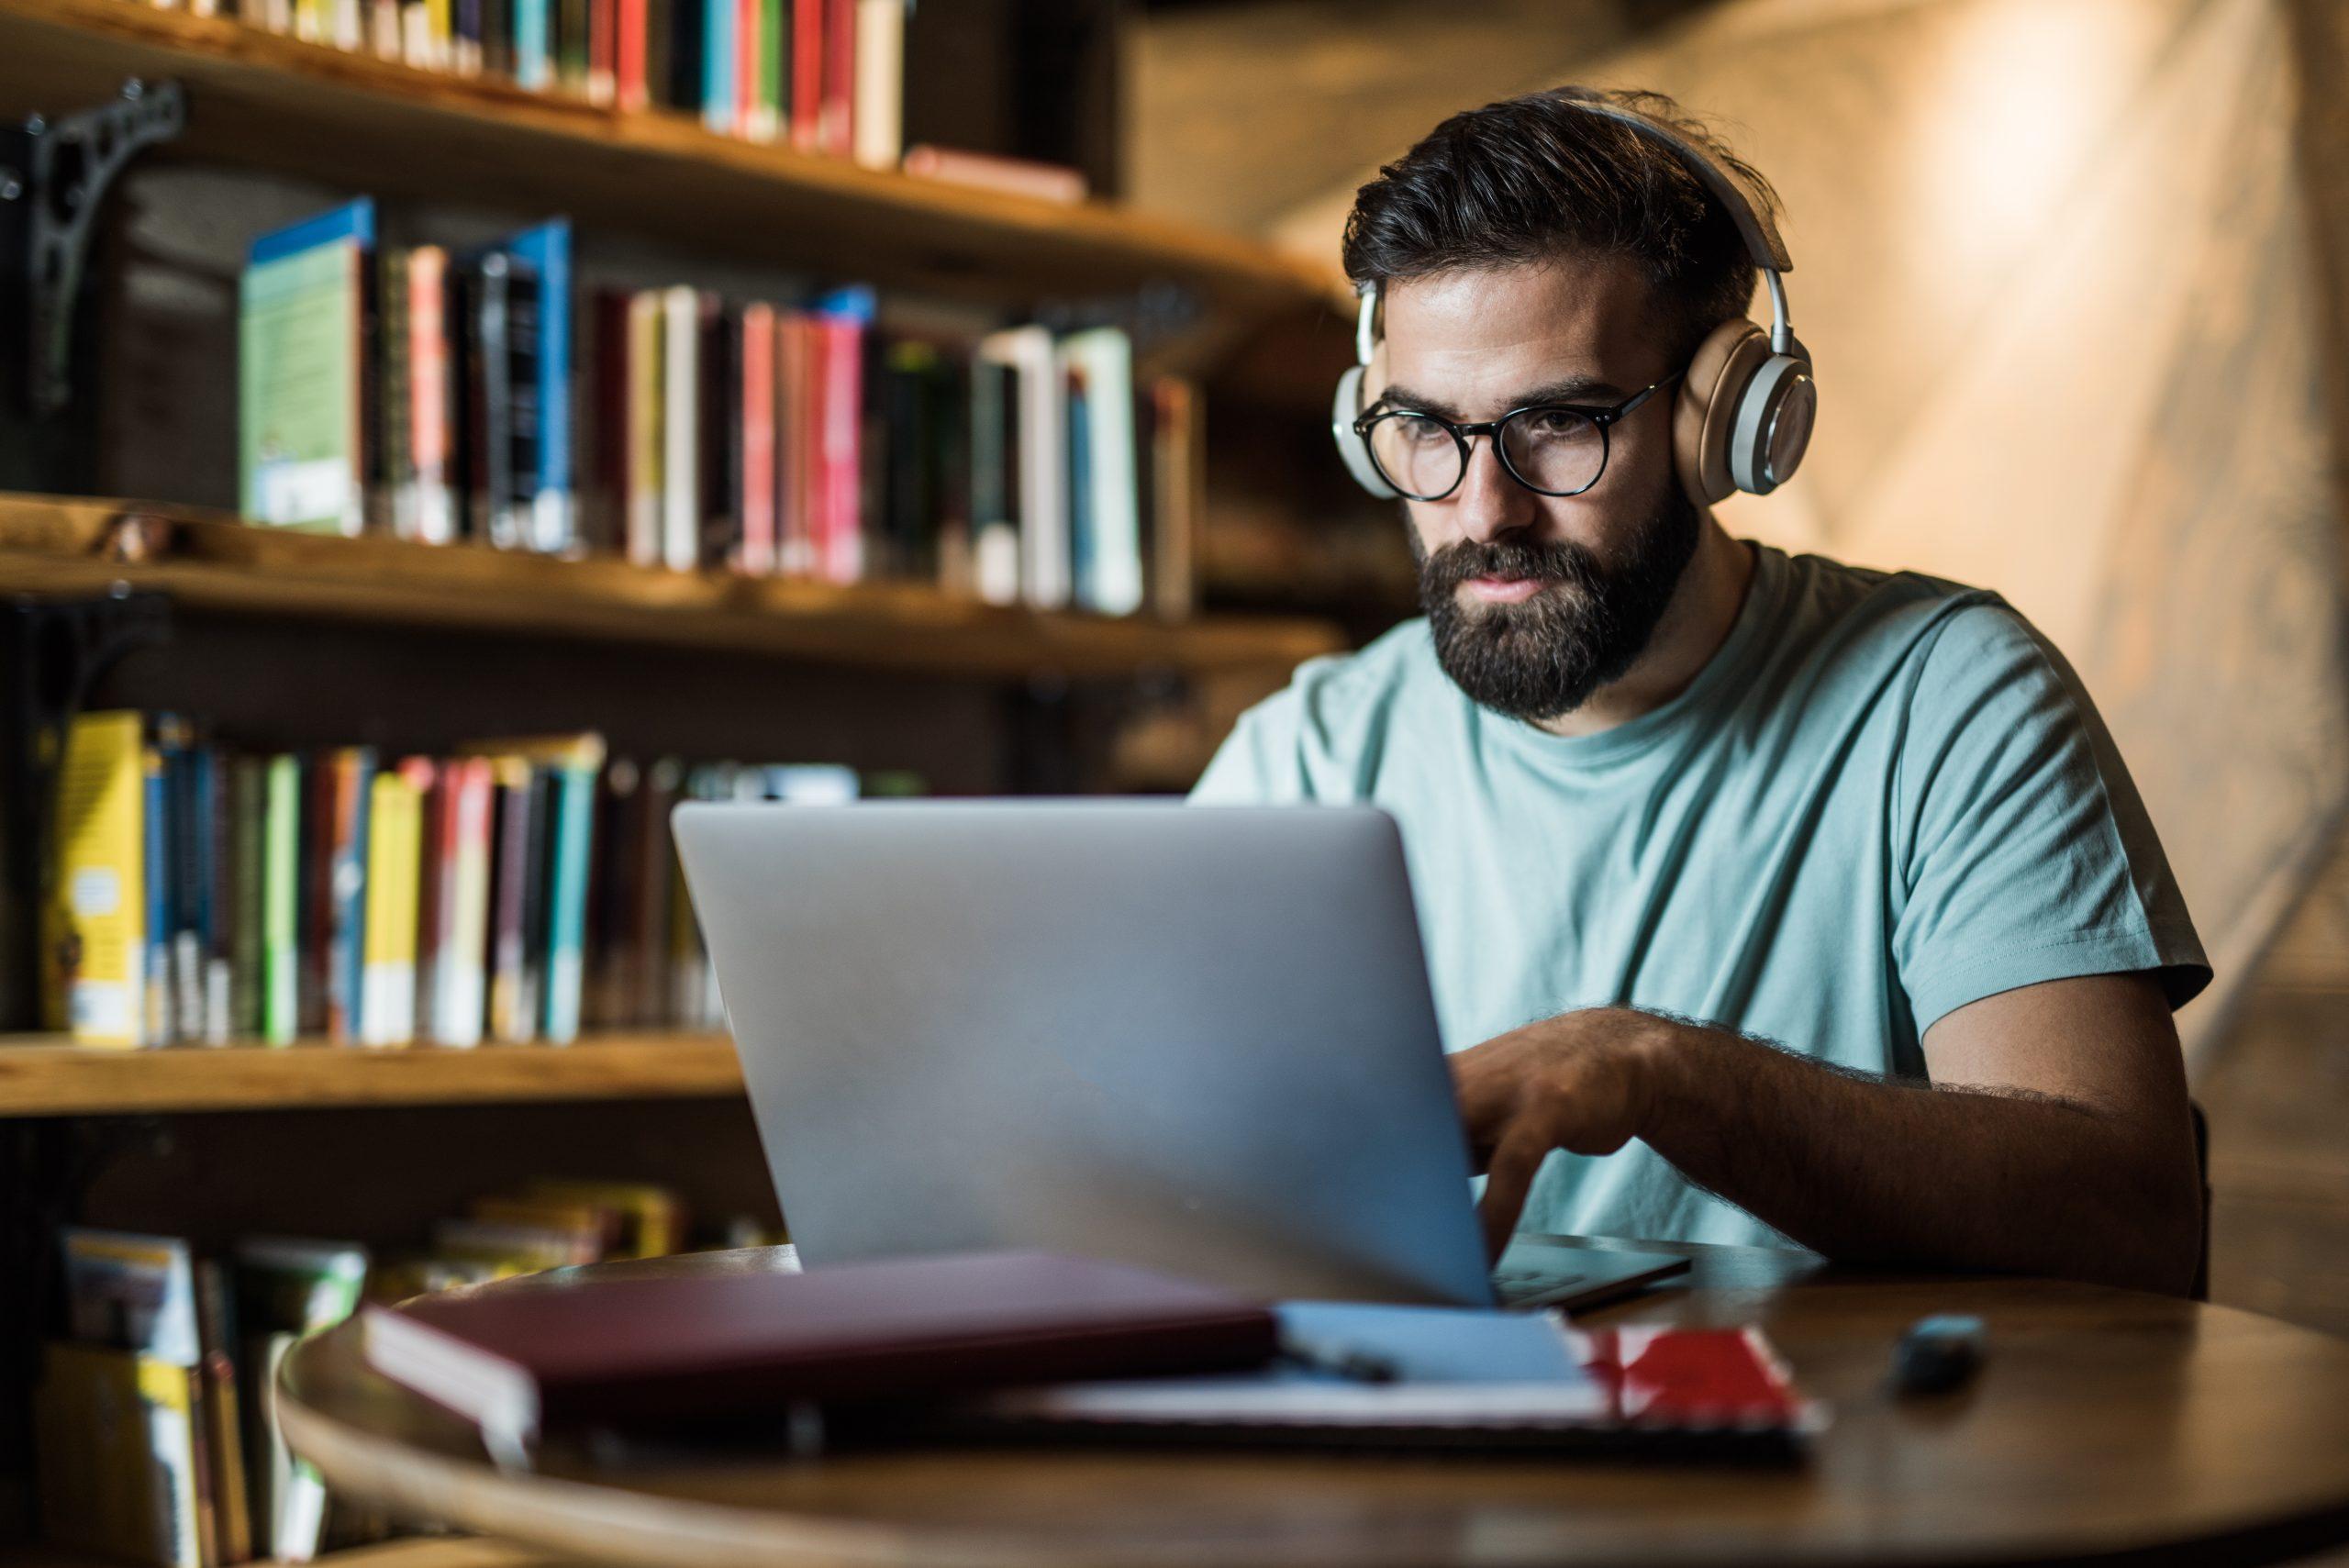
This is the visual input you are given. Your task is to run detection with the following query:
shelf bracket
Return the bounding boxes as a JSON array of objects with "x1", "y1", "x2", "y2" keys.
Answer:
[
  {"x1": 0, "y1": 79, "x2": 187, "y2": 492},
  {"x1": 0, "y1": 587, "x2": 173, "y2": 1037}
]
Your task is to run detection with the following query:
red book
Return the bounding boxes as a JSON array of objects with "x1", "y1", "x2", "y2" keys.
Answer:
[
  {"x1": 615, "y1": 0, "x2": 649, "y2": 110},
  {"x1": 736, "y1": 0, "x2": 761, "y2": 139},
  {"x1": 819, "y1": 0, "x2": 853, "y2": 156},
  {"x1": 592, "y1": 288, "x2": 632, "y2": 558},
  {"x1": 362, "y1": 1251, "x2": 1278, "y2": 1444},
  {"x1": 815, "y1": 308, "x2": 863, "y2": 584},
  {"x1": 588, "y1": 0, "x2": 617, "y2": 102},
  {"x1": 789, "y1": 0, "x2": 822, "y2": 150},
  {"x1": 739, "y1": 304, "x2": 777, "y2": 574}
]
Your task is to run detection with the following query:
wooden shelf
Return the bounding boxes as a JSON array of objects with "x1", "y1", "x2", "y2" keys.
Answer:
[
  {"x1": 0, "y1": 1031, "x2": 744, "y2": 1117},
  {"x1": 0, "y1": 0, "x2": 1344, "y2": 361},
  {"x1": 9, "y1": 1535, "x2": 573, "y2": 1567},
  {"x1": 0, "y1": 495, "x2": 1343, "y2": 677}
]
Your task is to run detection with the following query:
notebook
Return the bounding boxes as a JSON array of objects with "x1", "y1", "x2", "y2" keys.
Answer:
[
  {"x1": 966, "y1": 1302, "x2": 1823, "y2": 1457},
  {"x1": 363, "y1": 1250, "x2": 1277, "y2": 1450}
]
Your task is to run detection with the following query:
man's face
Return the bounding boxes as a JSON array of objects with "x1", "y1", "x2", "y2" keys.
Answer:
[{"x1": 1376, "y1": 256, "x2": 1701, "y2": 724}]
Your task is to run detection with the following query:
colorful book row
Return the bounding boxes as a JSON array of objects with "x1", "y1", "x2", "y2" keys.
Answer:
[
  {"x1": 39, "y1": 708, "x2": 901, "y2": 1049},
  {"x1": 148, "y1": 0, "x2": 911, "y2": 164},
  {"x1": 240, "y1": 198, "x2": 1203, "y2": 617}
]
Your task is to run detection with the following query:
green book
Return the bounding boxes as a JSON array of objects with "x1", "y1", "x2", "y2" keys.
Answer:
[
  {"x1": 239, "y1": 200, "x2": 374, "y2": 536},
  {"x1": 230, "y1": 756, "x2": 267, "y2": 1040},
  {"x1": 262, "y1": 755, "x2": 301, "y2": 1045},
  {"x1": 762, "y1": 0, "x2": 785, "y2": 138}
]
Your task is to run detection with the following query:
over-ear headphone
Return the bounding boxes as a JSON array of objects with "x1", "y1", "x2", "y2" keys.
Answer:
[{"x1": 1330, "y1": 94, "x2": 1817, "y2": 506}]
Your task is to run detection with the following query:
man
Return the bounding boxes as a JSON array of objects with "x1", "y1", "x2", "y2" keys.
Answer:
[{"x1": 1190, "y1": 86, "x2": 2210, "y2": 1295}]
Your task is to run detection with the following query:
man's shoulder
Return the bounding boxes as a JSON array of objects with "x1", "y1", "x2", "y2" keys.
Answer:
[
  {"x1": 1190, "y1": 619, "x2": 1450, "y2": 802},
  {"x1": 1767, "y1": 546, "x2": 2032, "y2": 683}
]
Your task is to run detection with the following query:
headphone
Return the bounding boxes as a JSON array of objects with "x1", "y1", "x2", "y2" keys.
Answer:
[{"x1": 1330, "y1": 95, "x2": 1817, "y2": 506}]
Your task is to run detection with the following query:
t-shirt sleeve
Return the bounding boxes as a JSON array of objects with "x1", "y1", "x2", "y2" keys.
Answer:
[{"x1": 1890, "y1": 600, "x2": 2210, "y2": 1035}]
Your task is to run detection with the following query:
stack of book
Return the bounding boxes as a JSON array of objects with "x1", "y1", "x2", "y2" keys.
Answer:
[
  {"x1": 39, "y1": 708, "x2": 899, "y2": 1049},
  {"x1": 39, "y1": 1195, "x2": 693, "y2": 1565},
  {"x1": 154, "y1": 0, "x2": 911, "y2": 163},
  {"x1": 243, "y1": 199, "x2": 1201, "y2": 617}
]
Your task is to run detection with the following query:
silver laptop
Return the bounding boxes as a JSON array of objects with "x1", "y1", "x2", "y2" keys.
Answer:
[{"x1": 673, "y1": 801, "x2": 1687, "y2": 1311}]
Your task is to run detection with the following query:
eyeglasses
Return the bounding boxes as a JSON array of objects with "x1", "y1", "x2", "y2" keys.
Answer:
[{"x1": 1352, "y1": 369, "x2": 1685, "y2": 502}]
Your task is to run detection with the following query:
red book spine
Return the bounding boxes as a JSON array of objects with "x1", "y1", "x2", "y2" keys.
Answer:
[
  {"x1": 819, "y1": 0, "x2": 852, "y2": 156},
  {"x1": 408, "y1": 249, "x2": 452, "y2": 546},
  {"x1": 740, "y1": 305, "x2": 777, "y2": 575},
  {"x1": 817, "y1": 312, "x2": 862, "y2": 583},
  {"x1": 616, "y1": 0, "x2": 649, "y2": 110},
  {"x1": 778, "y1": 312, "x2": 814, "y2": 576},
  {"x1": 589, "y1": 0, "x2": 618, "y2": 102},
  {"x1": 789, "y1": 0, "x2": 822, "y2": 150},
  {"x1": 736, "y1": 0, "x2": 760, "y2": 138}
]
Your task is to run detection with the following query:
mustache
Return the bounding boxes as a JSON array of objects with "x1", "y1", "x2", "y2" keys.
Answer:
[{"x1": 1419, "y1": 537, "x2": 1603, "y2": 597}]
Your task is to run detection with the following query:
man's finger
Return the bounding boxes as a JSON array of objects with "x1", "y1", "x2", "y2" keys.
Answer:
[{"x1": 1477, "y1": 1124, "x2": 1552, "y2": 1263}]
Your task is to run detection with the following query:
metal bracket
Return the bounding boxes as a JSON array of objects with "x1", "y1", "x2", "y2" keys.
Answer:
[
  {"x1": 0, "y1": 587, "x2": 173, "y2": 1035},
  {"x1": 0, "y1": 78, "x2": 185, "y2": 493}
]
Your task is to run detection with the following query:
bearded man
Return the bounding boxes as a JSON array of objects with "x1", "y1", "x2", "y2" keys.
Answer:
[{"x1": 1191, "y1": 87, "x2": 2210, "y2": 1295}]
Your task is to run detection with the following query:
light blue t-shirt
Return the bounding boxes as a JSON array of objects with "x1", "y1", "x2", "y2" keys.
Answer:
[{"x1": 1189, "y1": 542, "x2": 2210, "y2": 1251}]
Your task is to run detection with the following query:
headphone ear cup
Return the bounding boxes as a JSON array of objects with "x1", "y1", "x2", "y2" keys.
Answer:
[
  {"x1": 1674, "y1": 319, "x2": 1770, "y2": 506},
  {"x1": 1331, "y1": 363, "x2": 1397, "y2": 499}
]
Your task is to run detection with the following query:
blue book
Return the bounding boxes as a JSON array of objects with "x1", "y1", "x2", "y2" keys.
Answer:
[
  {"x1": 502, "y1": 220, "x2": 573, "y2": 553},
  {"x1": 702, "y1": 0, "x2": 737, "y2": 134},
  {"x1": 515, "y1": 0, "x2": 552, "y2": 89},
  {"x1": 1066, "y1": 373, "x2": 1094, "y2": 611},
  {"x1": 143, "y1": 742, "x2": 171, "y2": 1045}
]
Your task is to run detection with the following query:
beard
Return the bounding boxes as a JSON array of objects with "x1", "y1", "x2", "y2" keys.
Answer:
[{"x1": 1413, "y1": 484, "x2": 1702, "y2": 725}]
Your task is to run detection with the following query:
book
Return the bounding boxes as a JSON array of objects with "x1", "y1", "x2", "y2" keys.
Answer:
[
  {"x1": 362, "y1": 1251, "x2": 1278, "y2": 1449},
  {"x1": 240, "y1": 200, "x2": 374, "y2": 536},
  {"x1": 260, "y1": 755, "x2": 301, "y2": 1045},
  {"x1": 901, "y1": 145, "x2": 1087, "y2": 206},
  {"x1": 360, "y1": 763, "x2": 425, "y2": 1047},
  {"x1": 228, "y1": 755, "x2": 267, "y2": 1040},
  {"x1": 978, "y1": 325, "x2": 1068, "y2": 609},
  {"x1": 659, "y1": 284, "x2": 701, "y2": 573},
  {"x1": 788, "y1": 0, "x2": 820, "y2": 150},
  {"x1": 625, "y1": 289, "x2": 664, "y2": 567},
  {"x1": 812, "y1": 285, "x2": 873, "y2": 583},
  {"x1": 192, "y1": 1261, "x2": 254, "y2": 1566},
  {"x1": 1149, "y1": 376, "x2": 1200, "y2": 621},
  {"x1": 850, "y1": 0, "x2": 901, "y2": 171},
  {"x1": 505, "y1": 220, "x2": 575, "y2": 553},
  {"x1": 739, "y1": 303, "x2": 778, "y2": 573},
  {"x1": 324, "y1": 748, "x2": 376, "y2": 1045},
  {"x1": 818, "y1": 0, "x2": 852, "y2": 156},
  {"x1": 45, "y1": 711, "x2": 149, "y2": 1045},
  {"x1": 142, "y1": 742, "x2": 173, "y2": 1044},
  {"x1": 427, "y1": 756, "x2": 495, "y2": 1046},
  {"x1": 36, "y1": 1343, "x2": 204, "y2": 1567},
  {"x1": 1057, "y1": 327, "x2": 1142, "y2": 616},
  {"x1": 62, "y1": 1228, "x2": 202, "y2": 1366},
  {"x1": 235, "y1": 1238, "x2": 368, "y2": 1562},
  {"x1": 484, "y1": 759, "x2": 538, "y2": 1043}
]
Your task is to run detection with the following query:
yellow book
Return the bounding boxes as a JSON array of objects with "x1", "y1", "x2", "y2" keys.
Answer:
[
  {"x1": 35, "y1": 1342, "x2": 203, "y2": 1567},
  {"x1": 525, "y1": 1178, "x2": 687, "y2": 1257},
  {"x1": 44, "y1": 712, "x2": 148, "y2": 1046},
  {"x1": 360, "y1": 766, "x2": 424, "y2": 1046}
]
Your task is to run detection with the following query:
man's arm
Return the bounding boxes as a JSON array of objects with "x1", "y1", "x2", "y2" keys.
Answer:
[{"x1": 1452, "y1": 972, "x2": 2205, "y2": 1295}]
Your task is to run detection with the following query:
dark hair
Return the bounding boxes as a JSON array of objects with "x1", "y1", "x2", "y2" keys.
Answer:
[{"x1": 1341, "y1": 86, "x2": 1776, "y2": 366}]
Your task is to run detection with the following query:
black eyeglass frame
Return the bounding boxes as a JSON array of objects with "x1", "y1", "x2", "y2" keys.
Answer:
[{"x1": 1351, "y1": 368, "x2": 1687, "y2": 501}]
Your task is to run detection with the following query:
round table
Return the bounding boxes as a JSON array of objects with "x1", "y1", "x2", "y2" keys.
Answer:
[{"x1": 279, "y1": 1240, "x2": 2349, "y2": 1568}]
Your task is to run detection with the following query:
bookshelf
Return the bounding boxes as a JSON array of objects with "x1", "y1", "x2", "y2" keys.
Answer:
[
  {"x1": 0, "y1": 495, "x2": 1344, "y2": 678},
  {"x1": 0, "y1": 0, "x2": 1367, "y2": 1556},
  {"x1": 0, "y1": 1034, "x2": 741, "y2": 1117},
  {"x1": 0, "y1": 0, "x2": 1346, "y2": 359}
]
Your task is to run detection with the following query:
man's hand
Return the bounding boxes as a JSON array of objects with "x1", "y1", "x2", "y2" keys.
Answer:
[{"x1": 1447, "y1": 1007, "x2": 1684, "y2": 1260}]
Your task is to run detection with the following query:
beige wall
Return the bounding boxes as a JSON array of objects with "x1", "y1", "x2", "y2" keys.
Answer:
[{"x1": 1133, "y1": 0, "x2": 2349, "y2": 1057}]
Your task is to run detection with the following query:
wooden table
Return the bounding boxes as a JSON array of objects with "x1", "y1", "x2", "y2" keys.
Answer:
[{"x1": 278, "y1": 1240, "x2": 2349, "y2": 1568}]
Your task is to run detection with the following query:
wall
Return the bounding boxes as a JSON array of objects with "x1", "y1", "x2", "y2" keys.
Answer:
[{"x1": 1134, "y1": 0, "x2": 2349, "y2": 1055}]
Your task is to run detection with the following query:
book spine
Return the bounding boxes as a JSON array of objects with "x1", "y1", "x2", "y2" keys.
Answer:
[
  {"x1": 633, "y1": 759, "x2": 678, "y2": 1025},
  {"x1": 625, "y1": 291, "x2": 663, "y2": 567},
  {"x1": 380, "y1": 248, "x2": 417, "y2": 540},
  {"x1": 46, "y1": 713, "x2": 149, "y2": 1045},
  {"x1": 487, "y1": 763, "x2": 536, "y2": 1044},
  {"x1": 660, "y1": 286, "x2": 700, "y2": 573},
  {"x1": 701, "y1": 298, "x2": 740, "y2": 569},
  {"x1": 818, "y1": 0, "x2": 852, "y2": 156},
  {"x1": 739, "y1": 304, "x2": 776, "y2": 573},
  {"x1": 814, "y1": 294, "x2": 868, "y2": 584},
  {"x1": 541, "y1": 761, "x2": 597, "y2": 1043},
  {"x1": 615, "y1": 0, "x2": 647, "y2": 107},
  {"x1": 360, "y1": 769, "x2": 422, "y2": 1046},
  {"x1": 514, "y1": 0, "x2": 551, "y2": 88},
  {"x1": 262, "y1": 756, "x2": 300, "y2": 1045},
  {"x1": 789, "y1": 0, "x2": 820, "y2": 150},
  {"x1": 143, "y1": 745, "x2": 173, "y2": 1046},
  {"x1": 587, "y1": 0, "x2": 617, "y2": 100},
  {"x1": 850, "y1": 0, "x2": 900, "y2": 170},
  {"x1": 435, "y1": 758, "x2": 494, "y2": 1046},
  {"x1": 410, "y1": 247, "x2": 458, "y2": 546},
  {"x1": 517, "y1": 768, "x2": 556, "y2": 1040},
  {"x1": 701, "y1": 0, "x2": 736, "y2": 133},
  {"x1": 758, "y1": 0, "x2": 785, "y2": 142},
  {"x1": 229, "y1": 757, "x2": 265, "y2": 1040},
  {"x1": 326, "y1": 748, "x2": 375, "y2": 1045},
  {"x1": 735, "y1": 0, "x2": 761, "y2": 139},
  {"x1": 776, "y1": 310, "x2": 813, "y2": 576}
]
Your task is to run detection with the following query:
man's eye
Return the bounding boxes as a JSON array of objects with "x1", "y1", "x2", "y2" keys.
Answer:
[{"x1": 1523, "y1": 410, "x2": 1595, "y2": 439}]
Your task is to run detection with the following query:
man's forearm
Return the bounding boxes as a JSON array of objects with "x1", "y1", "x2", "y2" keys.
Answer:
[{"x1": 1637, "y1": 1022, "x2": 2203, "y2": 1294}]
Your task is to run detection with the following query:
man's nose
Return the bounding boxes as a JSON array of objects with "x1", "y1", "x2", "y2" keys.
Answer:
[{"x1": 1448, "y1": 433, "x2": 1540, "y2": 546}]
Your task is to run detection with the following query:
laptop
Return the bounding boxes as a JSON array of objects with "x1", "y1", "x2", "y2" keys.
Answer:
[{"x1": 673, "y1": 801, "x2": 1689, "y2": 1312}]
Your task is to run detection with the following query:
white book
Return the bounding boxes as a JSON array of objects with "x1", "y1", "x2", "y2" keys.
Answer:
[
  {"x1": 1057, "y1": 327, "x2": 1142, "y2": 617},
  {"x1": 852, "y1": 0, "x2": 907, "y2": 172},
  {"x1": 661, "y1": 286, "x2": 701, "y2": 574},
  {"x1": 978, "y1": 325, "x2": 1068, "y2": 610}
]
